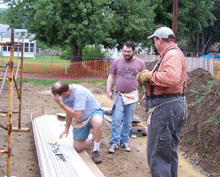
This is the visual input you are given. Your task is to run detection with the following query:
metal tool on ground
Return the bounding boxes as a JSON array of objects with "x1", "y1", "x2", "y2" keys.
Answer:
[
  {"x1": 48, "y1": 141, "x2": 66, "y2": 162},
  {"x1": 104, "y1": 93, "x2": 141, "y2": 123},
  {"x1": 104, "y1": 93, "x2": 120, "y2": 115},
  {"x1": 132, "y1": 118, "x2": 141, "y2": 124}
]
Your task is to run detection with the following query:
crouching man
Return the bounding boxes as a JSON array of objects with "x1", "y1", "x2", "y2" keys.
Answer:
[{"x1": 52, "y1": 81, "x2": 104, "y2": 164}]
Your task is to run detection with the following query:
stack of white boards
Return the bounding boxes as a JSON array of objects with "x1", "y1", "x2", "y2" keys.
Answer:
[{"x1": 31, "y1": 114, "x2": 97, "y2": 177}]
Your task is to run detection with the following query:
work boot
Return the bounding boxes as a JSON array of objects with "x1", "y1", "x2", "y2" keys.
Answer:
[
  {"x1": 92, "y1": 151, "x2": 102, "y2": 164},
  {"x1": 108, "y1": 143, "x2": 119, "y2": 153},
  {"x1": 121, "y1": 143, "x2": 131, "y2": 152}
]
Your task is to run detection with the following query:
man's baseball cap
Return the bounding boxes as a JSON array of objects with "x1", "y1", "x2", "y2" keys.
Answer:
[{"x1": 148, "y1": 27, "x2": 175, "y2": 39}]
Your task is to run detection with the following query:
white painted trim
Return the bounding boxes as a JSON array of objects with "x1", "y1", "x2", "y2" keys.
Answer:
[{"x1": 31, "y1": 115, "x2": 97, "y2": 177}]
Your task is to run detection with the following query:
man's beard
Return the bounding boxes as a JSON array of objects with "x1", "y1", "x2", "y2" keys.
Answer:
[{"x1": 124, "y1": 55, "x2": 134, "y2": 61}]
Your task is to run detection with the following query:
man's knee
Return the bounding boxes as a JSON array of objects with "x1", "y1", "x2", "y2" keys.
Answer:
[
  {"x1": 91, "y1": 116, "x2": 103, "y2": 129},
  {"x1": 73, "y1": 142, "x2": 84, "y2": 153}
]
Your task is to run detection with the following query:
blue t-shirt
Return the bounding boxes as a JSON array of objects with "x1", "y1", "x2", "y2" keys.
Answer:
[{"x1": 62, "y1": 84, "x2": 101, "y2": 122}]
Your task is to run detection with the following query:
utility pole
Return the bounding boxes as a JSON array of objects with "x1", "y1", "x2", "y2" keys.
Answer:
[{"x1": 172, "y1": 0, "x2": 178, "y2": 43}]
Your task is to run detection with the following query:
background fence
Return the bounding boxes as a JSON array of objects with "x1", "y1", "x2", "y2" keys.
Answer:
[
  {"x1": 137, "y1": 54, "x2": 220, "y2": 77},
  {"x1": 0, "y1": 56, "x2": 220, "y2": 81},
  {"x1": 0, "y1": 59, "x2": 111, "y2": 80}
]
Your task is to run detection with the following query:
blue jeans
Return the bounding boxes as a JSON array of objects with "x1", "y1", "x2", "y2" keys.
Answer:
[{"x1": 109, "y1": 94, "x2": 136, "y2": 145}]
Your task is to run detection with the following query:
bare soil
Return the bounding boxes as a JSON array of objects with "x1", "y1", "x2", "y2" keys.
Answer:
[
  {"x1": 0, "y1": 66, "x2": 220, "y2": 177},
  {"x1": 0, "y1": 82, "x2": 150, "y2": 177}
]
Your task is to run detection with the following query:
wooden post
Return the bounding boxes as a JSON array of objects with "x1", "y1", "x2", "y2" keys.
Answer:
[
  {"x1": 19, "y1": 43, "x2": 24, "y2": 129},
  {"x1": 65, "y1": 63, "x2": 67, "y2": 74},
  {"x1": 7, "y1": 29, "x2": 14, "y2": 177},
  {"x1": 172, "y1": 0, "x2": 178, "y2": 43}
]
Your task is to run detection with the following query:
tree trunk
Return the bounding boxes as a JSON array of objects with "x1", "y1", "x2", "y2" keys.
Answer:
[
  {"x1": 70, "y1": 43, "x2": 82, "y2": 62},
  {"x1": 201, "y1": 32, "x2": 206, "y2": 56},
  {"x1": 201, "y1": 31, "x2": 213, "y2": 55},
  {"x1": 196, "y1": 33, "x2": 200, "y2": 57}
]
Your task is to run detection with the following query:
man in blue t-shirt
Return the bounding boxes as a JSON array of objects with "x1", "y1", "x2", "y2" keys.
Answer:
[{"x1": 52, "y1": 81, "x2": 104, "y2": 164}]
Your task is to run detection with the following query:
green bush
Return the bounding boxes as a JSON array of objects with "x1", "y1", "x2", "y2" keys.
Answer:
[
  {"x1": 82, "y1": 45, "x2": 108, "y2": 61},
  {"x1": 60, "y1": 47, "x2": 71, "y2": 59},
  {"x1": 60, "y1": 45, "x2": 110, "y2": 61}
]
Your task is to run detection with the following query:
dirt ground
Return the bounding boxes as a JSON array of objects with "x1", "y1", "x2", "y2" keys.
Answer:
[
  {"x1": 0, "y1": 82, "x2": 150, "y2": 177},
  {"x1": 0, "y1": 67, "x2": 220, "y2": 177}
]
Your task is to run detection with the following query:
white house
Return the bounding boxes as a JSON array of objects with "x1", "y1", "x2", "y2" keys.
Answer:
[{"x1": 0, "y1": 24, "x2": 37, "y2": 58}]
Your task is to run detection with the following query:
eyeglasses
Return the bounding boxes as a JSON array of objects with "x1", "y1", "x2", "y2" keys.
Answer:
[{"x1": 123, "y1": 50, "x2": 133, "y2": 54}]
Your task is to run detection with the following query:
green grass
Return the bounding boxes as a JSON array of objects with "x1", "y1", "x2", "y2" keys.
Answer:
[
  {"x1": 19, "y1": 78, "x2": 106, "y2": 86},
  {"x1": 185, "y1": 136, "x2": 203, "y2": 148},
  {"x1": 1, "y1": 55, "x2": 70, "y2": 63}
]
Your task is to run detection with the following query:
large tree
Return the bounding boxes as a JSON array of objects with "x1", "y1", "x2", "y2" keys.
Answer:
[
  {"x1": 199, "y1": 0, "x2": 220, "y2": 55},
  {"x1": 4, "y1": 0, "x2": 116, "y2": 61},
  {"x1": 104, "y1": 0, "x2": 155, "y2": 50},
  {"x1": 0, "y1": 8, "x2": 7, "y2": 23},
  {"x1": 151, "y1": 0, "x2": 216, "y2": 56},
  {"x1": 4, "y1": 0, "x2": 155, "y2": 61}
]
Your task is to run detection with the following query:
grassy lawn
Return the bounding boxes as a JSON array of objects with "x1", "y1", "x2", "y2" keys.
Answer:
[
  {"x1": 0, "y1": 55, "x2": 110, "y2": 79},
  {"x1": 19, "y1": 78, "x2": 106, "y2": 86},
  {"x1": 0, "y1": 55, "x2": 70, "y2": 63},
  {"x1": 0, "y1": 56, "x2": 109, "y2": 77}
]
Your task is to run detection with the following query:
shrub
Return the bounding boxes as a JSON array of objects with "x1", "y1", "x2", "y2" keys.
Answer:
[
  {"x1": 82, "y1": 45, "x2": 108, "y2": 61},
  {"x1": 60, "y1": 48, "x2": 71, "y2": 59}
]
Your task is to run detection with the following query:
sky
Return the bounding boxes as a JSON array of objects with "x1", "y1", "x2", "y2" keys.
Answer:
[{"x1": 0, "y1": 1, "x2": 8, "y2": 9}]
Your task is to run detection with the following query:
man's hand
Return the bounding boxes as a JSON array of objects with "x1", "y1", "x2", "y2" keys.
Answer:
[
  {"x1": 59, "y1": 129, "x2": 69, "y2": 139},
  {"x1": 137, "y1": 70, "x2": 153, "y2": 85},
  {"x1": 141, "y1": 95, "x2": 145, "y2": 105},
  {"x1": 107, "y1": 91, "x2": 113, "y2": 100},
  {"x1": 54, "y1": 94, "x2": 62, "y2": 105}
]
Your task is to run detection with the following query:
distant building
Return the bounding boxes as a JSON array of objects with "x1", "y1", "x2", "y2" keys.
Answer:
[{"x1": 0, "y1": 24, "x2": 36, "y2": 58}]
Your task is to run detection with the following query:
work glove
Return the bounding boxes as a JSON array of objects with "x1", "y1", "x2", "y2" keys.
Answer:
[{"x1": 136, "y1": 70, "x2": 153, "y2": 85}]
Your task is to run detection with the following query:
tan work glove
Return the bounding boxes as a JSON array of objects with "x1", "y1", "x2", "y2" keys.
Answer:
[{"x1": 136, "y1": 70, "x2": 153, "y2": 85}]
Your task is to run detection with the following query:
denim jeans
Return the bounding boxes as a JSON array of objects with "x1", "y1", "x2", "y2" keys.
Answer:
[
  {"x1": 109, "y1": 94, "x2": 136, "y2": 145},
  {"x1": 147, "y1": 96, "x2": 187, "y2": 177}
]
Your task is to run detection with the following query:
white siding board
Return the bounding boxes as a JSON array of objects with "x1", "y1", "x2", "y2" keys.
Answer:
[{"x1": 32, "y1": 115, "x2": 97, "y2": 177}]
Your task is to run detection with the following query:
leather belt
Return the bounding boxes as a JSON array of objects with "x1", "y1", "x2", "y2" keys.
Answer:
[
  {"x1": 115, "y1": 90, "x2": 128, "y2": 94},
  {"x1": 147, "y1": 94, "x2": 182, "y2": 99}
]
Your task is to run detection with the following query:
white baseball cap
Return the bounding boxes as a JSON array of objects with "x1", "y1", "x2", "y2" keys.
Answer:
[{"x1": 148, "y1": 27, "x2": 175, "y2": 39}]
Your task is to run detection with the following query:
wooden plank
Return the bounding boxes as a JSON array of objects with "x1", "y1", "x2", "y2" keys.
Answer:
[
  {"x1": 56, "y1": 113, "x2": 66, "y2": 121},
  {"x1": 0, "y1": 123, "x2": 7, "y2": 130},
  {"x1": 0, "y1": 150, "x2": 8, "y2": 154},
  {"x1": 30, "y1": 109, "x2": 44, "y2": 120},
  {"x1": 0, "y1": 42, "x2": 11, "y2": 46},
  {"x1": 79, "y1": 151, "x2": 105, "y2": 177},
  {"x1": 104, "y1": 115, "x2": 111, "y2": 128},
  {"x1": 12, "y1": 127, "x2": 30, "y2": 132},
  {"x1": 0, "y1": 78, "x2": 9, "y2": 81},
  {"x1": 0, "y1": 113, "x2": 7, "y2": 117}
]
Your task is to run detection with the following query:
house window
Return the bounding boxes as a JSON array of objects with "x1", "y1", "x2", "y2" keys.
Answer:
[
  {"x1": 3, "y1": 46, "x2": 7, "y2": 51},
  {"x1": 24, "y1": 43, "x2": 29, "y2": 52},
  {"x1": 14, "y1": 42, "x2": 22, "y2": 52},
  {"x1": 30, "y1": 43, "x2": 34, "y2": 52}
]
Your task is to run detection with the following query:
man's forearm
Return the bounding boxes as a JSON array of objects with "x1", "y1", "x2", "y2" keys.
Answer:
[
  {"x1": 58, "y1": 102, "x2": 80, "y2": 120},
  {"x1": 65, "y1": 115, "x2": 73, "y2": 131},
  {"x1": 106, "y1": 75, "x2": 114, "y2": 92}
]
